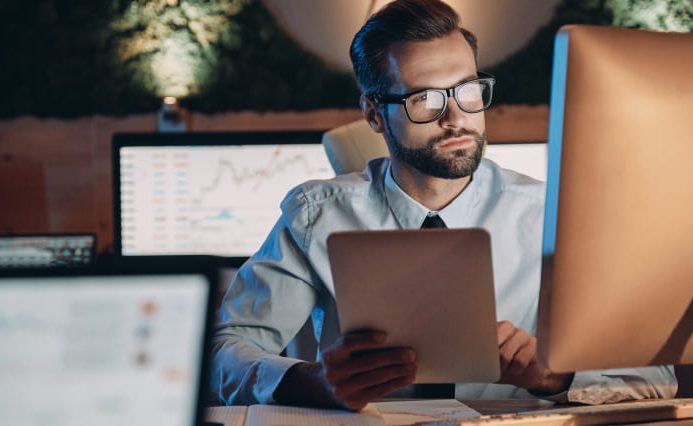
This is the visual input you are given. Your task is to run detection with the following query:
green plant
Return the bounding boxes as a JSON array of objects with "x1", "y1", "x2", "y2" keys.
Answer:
[
  {"x1": 1, "y1": 0, "x2": 689, "y2": 118},
  {"x1": 0, "y1": 0, "x2": 359, "y2": 118}
]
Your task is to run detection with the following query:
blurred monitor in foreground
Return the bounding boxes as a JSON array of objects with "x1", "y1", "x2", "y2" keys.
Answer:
[
  {"x1": 0, "y1": 234, "x2": 95, "y2": 268},
  {"x1": 537, "y1": 25, "x2": 693, "y2": 372},
  {"x1": 0, "y1": 257, "x2": 217, "y2": 426},
  {"x1": 113, "y1": 132, "x2": 334, "y2": 259}
]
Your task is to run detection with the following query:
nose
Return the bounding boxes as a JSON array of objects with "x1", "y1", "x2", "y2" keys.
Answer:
[{"x1": 439, "y1": 93, "x2": 471, "y2": 130}]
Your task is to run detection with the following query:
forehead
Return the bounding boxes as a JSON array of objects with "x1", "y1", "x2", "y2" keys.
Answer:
[{"x1": 385, "y1": 31, "x2": 477, "y2": 92}]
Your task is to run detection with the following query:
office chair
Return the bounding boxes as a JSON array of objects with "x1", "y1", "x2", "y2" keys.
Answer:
[{"x1": 321, "y1": 120, "x2": 389, "y2": 175}]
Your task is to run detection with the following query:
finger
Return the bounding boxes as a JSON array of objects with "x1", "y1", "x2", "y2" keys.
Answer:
[
  {"x1": 324, "y1": 347, "x2": 416, "y2": 385},
  {"x1": 499, "y1": 328, "x2": 529, "y2": 371},
  {"x1": 323, "y1": 330, "x2": 387, "y2": 364},
  {"x1": 506, "y1": 337, "x2": 536, "y2": 375},
  {"x1": 497, "y1": 320, "x2": 516, "y2": 346},
  {"x1": 341, "y1": 373, "x2": 417, "y2": 411},
  {"x1": 336, "y1": 361, "x2": 417, "y2": 391}
]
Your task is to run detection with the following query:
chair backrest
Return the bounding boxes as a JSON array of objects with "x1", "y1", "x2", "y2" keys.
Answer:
[{"x1": 321, "y1": 120, "x2": 389, "y2": 175}]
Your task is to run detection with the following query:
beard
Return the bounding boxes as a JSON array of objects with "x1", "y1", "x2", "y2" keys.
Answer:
[{"x1": 387, "y1": 126, "x2": 486, "y2": 179}]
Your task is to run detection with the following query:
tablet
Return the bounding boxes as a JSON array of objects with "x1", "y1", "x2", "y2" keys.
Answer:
[{"x1": 327, "y1": 228, "x2": 500, "y2": 383}]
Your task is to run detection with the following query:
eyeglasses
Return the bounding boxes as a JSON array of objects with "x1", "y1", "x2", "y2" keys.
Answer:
[{"x1": 372, "y1": 72, "x2": 496, "y2": 124}]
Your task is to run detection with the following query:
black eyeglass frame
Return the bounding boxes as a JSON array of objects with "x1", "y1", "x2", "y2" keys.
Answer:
[{"x1": 371, "y1": 72, "x2": 496, "y2": 124}]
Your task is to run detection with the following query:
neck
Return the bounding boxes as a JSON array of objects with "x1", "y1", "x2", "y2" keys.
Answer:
[{"x1": 391, "y1": 159, "x2": 472, "y2": 211}]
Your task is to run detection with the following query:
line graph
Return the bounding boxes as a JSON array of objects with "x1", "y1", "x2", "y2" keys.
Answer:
[
  {"x1": 195, "y1": 147, "x2": 328, "y2": 202},
  {"x1": 119, "y1": 144, "x2": 334, "y2": 256}
]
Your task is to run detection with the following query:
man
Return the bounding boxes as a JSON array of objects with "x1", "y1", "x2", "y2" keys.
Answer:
[{"x1": 211, "y1": 0, "x2": 676, "y2": 410}]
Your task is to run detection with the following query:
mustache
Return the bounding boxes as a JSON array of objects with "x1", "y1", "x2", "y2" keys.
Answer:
[{"x1": 428, "y1": 129, "x2": 486, "y2": 147}]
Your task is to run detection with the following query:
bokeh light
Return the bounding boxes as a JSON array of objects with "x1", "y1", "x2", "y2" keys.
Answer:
[{"x1": 111, "y1": 0, "x2": 248, "y2": 97}]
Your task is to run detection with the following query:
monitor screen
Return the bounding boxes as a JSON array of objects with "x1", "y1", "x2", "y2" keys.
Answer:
[
  {"x1": 485, "y1": 142, "x2": 547, "y2": 182},
  {"x1": 0, "y1": 270, "x2": 211, "y2": 426},
  {"x1": 0, "y1": 234, "x2": 96, "y2": 268},
  {"x1": 114, "y1": 132, "x2": 334, "y2": 257},
  {"x1": 537, "y1": 25, "x2": 693, "y2": 372}
]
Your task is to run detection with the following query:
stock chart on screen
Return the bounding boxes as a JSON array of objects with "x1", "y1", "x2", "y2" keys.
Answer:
[{"x1": 117, "y1": 141, "x2": 334, "y2": 257}]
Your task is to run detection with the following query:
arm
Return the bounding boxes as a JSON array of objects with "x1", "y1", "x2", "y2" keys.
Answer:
[
  {"x1": 210, "y1": 219, "x2": 319, "y2": 405},
  {"x1": 496, "y1": 321, "x2": 678, "y2": 404},
  {"x1": 566, "y1": 366, "x2": 677, "y2": 404},
  {"x1": 211, "y1": 223, "x2": 418, "y2": 408},
  {"x1": 273, "y1": 331, "x2": 417, "y2": 411},
  {"x1": 209, "y1": 186, "x2": 418, "y2": 407}
]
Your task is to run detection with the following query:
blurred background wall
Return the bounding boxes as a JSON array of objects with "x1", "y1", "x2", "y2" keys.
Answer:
[{"x1": 0, "y1": 0, "x2": 690, "y2": 249}]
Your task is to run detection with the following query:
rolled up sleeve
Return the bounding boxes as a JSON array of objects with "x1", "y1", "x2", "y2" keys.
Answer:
[
  {"x1": 210, "y1": 187, "x2": 321, "y2": 405},
  {"x1": 566, "y1": 365, "x2": 678, "y2": 404}
]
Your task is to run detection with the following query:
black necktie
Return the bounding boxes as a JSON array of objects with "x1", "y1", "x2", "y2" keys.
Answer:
[
  {"x1": 421, "y1": 213, "x2": 447, "y2": 229},
  {"x1": 413, "y1": 212, "x2": 455, "y2": 398}
]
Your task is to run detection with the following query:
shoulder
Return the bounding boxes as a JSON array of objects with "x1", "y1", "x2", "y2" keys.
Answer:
[
  {"x1": 477, "y1": 158, "x2": 546, "y2": 205},
  {"x1": 474, "y1": 159, "x2": 545, "y2": 249},
  {"x1": 280, "y1": 157, "x2": 389, "y2": 217},
  {"x1": 275, "y1": 158, "x2": 389, "y2": 251}
]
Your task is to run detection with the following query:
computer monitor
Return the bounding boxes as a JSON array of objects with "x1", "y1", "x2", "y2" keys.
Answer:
[
  {"x1": 0, "y1": 233, "x2": 96, "y2": 268},
  {"x1": 0, "y1": 256, "x2": 217, "y2": 426},
  {"x1": 113, "y1": 132, "x2": 334, "y2": 259},
  {"x1": 485, "y1": 142, "x2": 547, "y2": 182},
  {"x1": 537, "y1": 25, "x2": 693, "y2": 372}
]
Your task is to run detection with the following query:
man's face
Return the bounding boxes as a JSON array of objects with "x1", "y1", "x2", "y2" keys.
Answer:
[{"x1": 379, "y1": 31, "x2": 486, "y2": 179}]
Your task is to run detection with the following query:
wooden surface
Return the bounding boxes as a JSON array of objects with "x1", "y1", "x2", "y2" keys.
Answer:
[{"x1": 461, "y1": 399, "x2": 551, "y2": 416}]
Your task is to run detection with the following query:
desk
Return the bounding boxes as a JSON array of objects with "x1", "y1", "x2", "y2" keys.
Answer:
[
  {"x1": 206, "y1": 398, "x2": 693, "y2": 425},
  {"x1": 462, "y1": 399, "x2": 549, "y2": 416},
  {"x1": 461, "y1": 398, "x2": 693, "y2": 425}
]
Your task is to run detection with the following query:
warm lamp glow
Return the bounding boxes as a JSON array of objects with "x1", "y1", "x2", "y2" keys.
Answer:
[
  {"x1": 111, "y1": 0, "x2": 249, "y2": 98},
  {"x1": 149, "y1": 36, "x2": 198, "y2": 97}
]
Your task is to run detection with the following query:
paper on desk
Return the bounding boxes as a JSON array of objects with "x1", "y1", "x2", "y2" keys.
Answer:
[
  {"x1": 205, "y1": 406, "x2": 247, "y2": 426},
  {"x1": 245, "y1": 404, "x2": 385, "y2": 426},
  {"x1": 375, "y1": 399, "x2": 481, "y2": 425}
]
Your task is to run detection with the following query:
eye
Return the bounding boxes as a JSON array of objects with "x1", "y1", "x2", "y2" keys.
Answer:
[
  {"x1": 457, "y1": 83, "x2": 482, "y2": 101},
  {"x1": 411, "y1": 93, "x2": 428, "y2": 105}
]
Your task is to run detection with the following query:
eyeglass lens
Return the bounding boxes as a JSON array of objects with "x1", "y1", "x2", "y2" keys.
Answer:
[{"x1": 405, "y1": 80, "x2": 493, "y2": 123}]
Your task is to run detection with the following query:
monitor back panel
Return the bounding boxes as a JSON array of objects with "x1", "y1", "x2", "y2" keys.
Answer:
[{"x1": 538, "y1": 25, "x2": 693, "y2": 371}]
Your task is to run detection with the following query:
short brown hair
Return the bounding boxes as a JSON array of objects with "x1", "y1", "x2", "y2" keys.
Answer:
[{"x1": 349, "y1": 0, "x2": 478, "y2": 96}]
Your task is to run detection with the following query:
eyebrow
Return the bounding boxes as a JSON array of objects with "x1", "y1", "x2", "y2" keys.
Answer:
[{"x1": 401, "y1": 74, "x2": 480, "y2": 94}]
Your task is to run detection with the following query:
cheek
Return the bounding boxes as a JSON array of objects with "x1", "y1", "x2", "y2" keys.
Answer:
[
  {"x1": 384, "y1": 109, "x2": 408, "y2": 143},
  {"x1": 470, "y1": 114, "x2": 486, "y2": 135},
  {"x1": 387, "y1": 113, "x2": 438, "y2": 148}
]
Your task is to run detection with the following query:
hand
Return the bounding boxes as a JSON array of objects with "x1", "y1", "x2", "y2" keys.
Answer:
[
  {"x1": 496, "y1": 321, "x2": 574, "y2": 395},
  {"x1": 273, "y1": 330, "x2": 417, "y2": 411}
]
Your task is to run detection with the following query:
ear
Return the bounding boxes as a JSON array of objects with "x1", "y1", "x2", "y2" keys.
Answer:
[{"x1": 360, "y1": 94, "x2": 386, "y2": 134}]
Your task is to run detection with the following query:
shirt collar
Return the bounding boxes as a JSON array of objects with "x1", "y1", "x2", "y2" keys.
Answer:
[{"x1": 383, "y1": 160, "x2": 482, "y2": 229}]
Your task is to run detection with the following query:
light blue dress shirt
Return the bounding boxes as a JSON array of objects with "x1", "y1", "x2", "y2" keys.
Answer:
[{"x1": 211, "y1": 157, "x2": 676, "y2": 405}]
